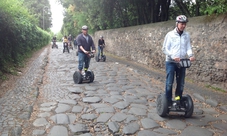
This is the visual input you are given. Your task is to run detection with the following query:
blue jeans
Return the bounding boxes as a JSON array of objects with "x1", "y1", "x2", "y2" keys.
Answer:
[
  {"x1": 78, "y1": 52, "x2": 91, "y2": 71},
  {"x1": 98, "y1": 46, "x2": 103, "y2": 59},
  {"x1": 165, "y1": 61, "x2": 186, "y2": 101}
]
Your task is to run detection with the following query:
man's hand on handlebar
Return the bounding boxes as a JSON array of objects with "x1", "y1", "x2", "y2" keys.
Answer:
[
  {"x1": 189, "y1": 57, "x2": 195, "y2": 61},
  {"x1": 173, "y1": 57, "x2": 181, "y2": 62}
]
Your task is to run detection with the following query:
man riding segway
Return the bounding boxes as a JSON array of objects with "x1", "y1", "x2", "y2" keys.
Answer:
[
  {"x1": 156, "y1": 15, "x2": 195, "y2": 117},
  {"x1": 96, "y1": 36, "x2": 106, "y2": 62},
  {"x1": 73, "y1": 25, "x2": 96, "y2": 84}
]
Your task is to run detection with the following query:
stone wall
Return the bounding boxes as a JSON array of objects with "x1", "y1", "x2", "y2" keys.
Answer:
[{"x1": 94, "y1": 14, "x2": 227, "y2": 91}]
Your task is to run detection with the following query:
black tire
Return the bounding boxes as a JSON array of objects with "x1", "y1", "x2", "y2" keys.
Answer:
[
  {"x1": 95, "y1": 56, "x2": 99, "y2": 62},
  {"x1": 73, "y1": 71, "x2": 82, "y2": 84},
  {"x1": 156, "y1": 93, "x2": 168, "y2": 117},
  {"x1": 86, "y1": 71, "x2": 94, "y2": 83},
  {"x1": 182, "y1": 94, "x2": 194, "y2": 118},
  {"x1": 103, "y1": 55, "x2": 106, "y2": 62}
]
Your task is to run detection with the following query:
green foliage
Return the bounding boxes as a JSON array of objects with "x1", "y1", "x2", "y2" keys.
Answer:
[
  {"x1": 21, "y1": 0, "x2": 52, "y2": 30},
  {"x1": 204, "y1": 0, "x2": 227, "y2": 15},
  {"x1": 0, "y1": 0, "x2": 51, "y2": 80}
]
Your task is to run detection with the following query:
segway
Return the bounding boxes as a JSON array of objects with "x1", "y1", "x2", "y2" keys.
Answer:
[
  {"x1": 63, "y1": 42, "x2": 69, "y2": 53},
  {"x1": 52, "y1": 40, "x2": 58, "y2": 49},
  {"x1": 156, "y1": 93, "x2": 194, "y2": 117},
  {"x1": 95, "y1": 54, "x2": 106, "y2": 62},
  {"x1": 156, "y1": 59, "x2": 194, "y2": 118},
  {"x1": 73, "y1": 52, "x2": 95, "y2": 84}
]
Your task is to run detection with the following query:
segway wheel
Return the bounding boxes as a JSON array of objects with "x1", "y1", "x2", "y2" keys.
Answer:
[
  {"x1": 182, "y1": 94, "x2": 194, "y2": 118},
  {"x1": 86, "y1": 71, "x2": 94, "y2": 83},
  {"x1": 95, "y1": 56, "x2": 99, "y2": 62},
  {"x1": 73, "y1": 71, "x2": 82, "y2": 84},
  {"x1": 156, "y1": 93, "x2": 168, "y2": 117},
  {"x1": 103, "y1": 55, "x2": 106, "y2": 62}
]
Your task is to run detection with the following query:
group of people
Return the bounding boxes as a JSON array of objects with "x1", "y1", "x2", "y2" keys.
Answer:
[{"x1": 52, "y1": 15, "x2": 195, "y2": 106}]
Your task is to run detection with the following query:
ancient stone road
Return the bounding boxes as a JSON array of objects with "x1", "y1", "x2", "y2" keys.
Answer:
[{"x1": 0, "y1": 43, "x2": 227, "y2": 136}]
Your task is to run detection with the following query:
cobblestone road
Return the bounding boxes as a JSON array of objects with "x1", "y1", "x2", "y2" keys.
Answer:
[{"x1": 0, "y1": 43, "x2": 227, "y2": 136}]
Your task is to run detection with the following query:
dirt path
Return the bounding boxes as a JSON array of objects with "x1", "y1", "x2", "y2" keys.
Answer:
[{"x1": 0, "y1": 45, "x2": 49, "y2": 98}]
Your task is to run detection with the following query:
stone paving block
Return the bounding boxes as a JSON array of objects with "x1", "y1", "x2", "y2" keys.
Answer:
[
  {"x1": 32, "y1": 129, "x2": 45, "y2": 136},
  {"x1": 97, "y1": 113, "x2": 113, "y2": 123},
  {"x1": 165, "y1": 119, "x2": 186, "y2": 129},
  {"x1": 103, "y1": 97, "x2": 119, "y2": 104},
  {"x1": 107, "y1": 122, "x2": 120, "y2": 134},
  {"x1": 148, "y1": 113, "x2": 166, "y2": 121},
  {"x1": 55, "y1": 103, "x2": 71, "y2": 113},
  {"x1": 83, "y1": 97, "x2": 101, "y2": 103},
  {"x1": 69, "y1": 123, "x2": 90, "y2": 133},
  {"x1": 68, "y1": 87, "x2": 84, "y2": 94},
  {"x1": 48, "y1": 126, "x2": 68, "y2": 136},
  {"x1": 72, "y1": 105, "x2": 83, "y2": 113},
  {"x1": 40, "y1": 106, "x2": 55, "y2": 112},
  {"x1": 10, "y1": 126, "x2": 22, "y2": 136},
  {"x1": 140, "y1": 118, "x2": 160, "y2": 129},
  {"x1": 218, "y1": 114, "x2": 227, "y2": 121},
  {"x1": 153, "y1": 128, "x2": 178, "y2": 135},
  {"x1": 38, "y1": 112, "x2": 51, "y2": 118},
  {"x1": 212, "y1": 122, "x2": 227, "y2": 132},
  {"x1": 41, "y1": 102, "x2": 57, "y2": 107},
  {"x1": 33, "y1": 118, "x2": 48, "y2": 127},
  {"x1": 110, "y1": 95, "x2": 124, "y2": 100},
  {"x1": 68, "y1": 113, "x2": 77, "y2": 124},
  {"x1": 193, "y1": 93, "x2": 205, "y2": 102},
  {"x1": 202, "y1": 108, "x2": 219, "y2": 114},
  {"x1": 81, "y1": 114, "x2": 97, "y2": 120},
  {"x1": 113, "y1": 101, "x2": 130, "y2": 109},
  {"x1": 95, "y1": 107, "x2": 115, "y2": 113},
  {"x1": 206, "y1": 99, "x2": 218, "y2": 107},
  {"x1": 59, "y1": 99, "x2": 77, "y2": 105},
  {"x1": 128, "y1": 107, "x2": 147, "y2": 116},
  {"x1": 90, "y1": 103, "x2": 109, "y2": 109},
  {"x1": 125, "y1": 115, "x2": 138, "y2": 123},
  {"x1": 220, "y1": 105, "x2": 227, "y2": 112},
  {"x1": 122, "y1": 122, "x2": 140, "y2": 135},
  {"x1": 130, "y1": 103, "x2": 148, "y2": 109},
  {"x1": 137, "y1": 130, "x2": 160, "y2": 136},
  {"x1": 85, "y1": 86, "x2": 97, "y2": 91},
  {"x1": 111, "y1": 113, "x2": 127, "y2": 122},
  {"x1": 185, "y1": 114, "x2": 221, "y2": 126},
  {"x1": 78, "y1": 133, "x2": 92, "y2": 136},
  {"x1": 56, "y1": 114, "x2": 69, "y2": 124},
  {"x1": 179, "y1": 126, "x2": 213, "y2": 136}
]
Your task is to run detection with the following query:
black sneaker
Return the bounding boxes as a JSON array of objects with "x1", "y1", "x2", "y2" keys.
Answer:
[{"x1": 168, "y1": 100, "x2": 172, "y2": 108}]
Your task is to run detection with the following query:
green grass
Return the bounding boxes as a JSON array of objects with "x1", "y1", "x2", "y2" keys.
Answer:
[{"x1": 205, "y1": 85, "x2": 226, "y2": 93}]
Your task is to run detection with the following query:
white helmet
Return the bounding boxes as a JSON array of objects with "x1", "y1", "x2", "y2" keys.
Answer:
[
  {"x1": 176, "y1": 15, "x2": 188, "y2": 23},
  {"x1": 100, "y1": 36, "x2": 103, "y2": 38}
]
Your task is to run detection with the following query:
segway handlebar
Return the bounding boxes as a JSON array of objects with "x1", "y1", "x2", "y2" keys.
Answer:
[
  {"x1": 170, "y1": 58, "x2": 191, "y2": 68},
  {"x1": 87, "y1": 51, "x2": 95, "y2": 58}
]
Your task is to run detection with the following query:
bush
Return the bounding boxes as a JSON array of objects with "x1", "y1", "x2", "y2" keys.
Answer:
[{"x1": 0, "y1": 0, "x2": 51, "y2": 79}]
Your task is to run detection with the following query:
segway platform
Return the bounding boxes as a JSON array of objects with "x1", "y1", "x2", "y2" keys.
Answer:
[
  {"x1": 156, "y1": 93, "x2": 194, "y2": 117},
  {"x1": 73, "y1": 70, "x2": 94, "y2": 84}
]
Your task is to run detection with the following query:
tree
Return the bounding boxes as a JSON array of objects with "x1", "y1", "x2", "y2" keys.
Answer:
[{"x1": 21, "y1": 0, "x2": 52, "y2": 30}]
